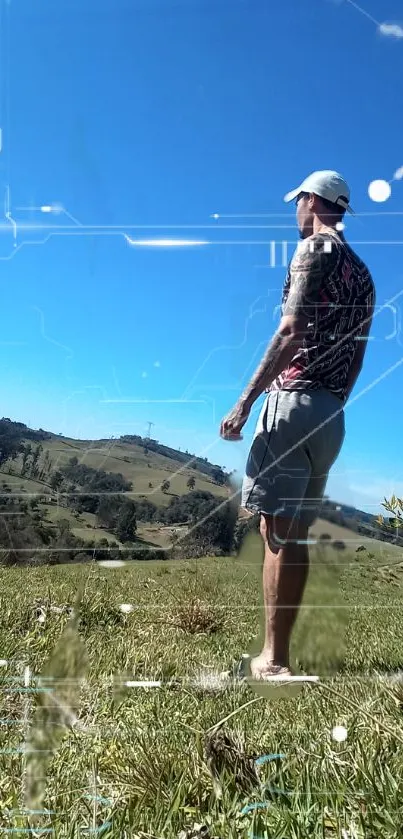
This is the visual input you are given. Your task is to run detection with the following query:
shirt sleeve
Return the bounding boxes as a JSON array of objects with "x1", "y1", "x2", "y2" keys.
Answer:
[{"x1": 283, "y1": 233, "x2": 339, "y2": 321}]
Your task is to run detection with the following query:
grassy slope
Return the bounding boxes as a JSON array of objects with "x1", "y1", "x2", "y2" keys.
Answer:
[
  {"x1": 0, "y1": 434, "x2": 229, "y2": 548},
  {"x1": 3, "y1": 433, "x2": 399, "y2": 555},
  {"x1": 43, "y1": 437, "x2": 229, "y2": 507},
  {"x1": 311, "y1": 517, "x2": 402, "y2": 557},
  {"x1": 0, "y1": 533, "x2": 403, "y2": 836}
]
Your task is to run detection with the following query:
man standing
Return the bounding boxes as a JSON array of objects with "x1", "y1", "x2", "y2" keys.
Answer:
[{"x1": 219, "y1": 171, "x2": 375, "y2": 680}]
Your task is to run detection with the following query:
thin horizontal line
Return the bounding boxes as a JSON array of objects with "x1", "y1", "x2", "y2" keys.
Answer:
[
  {"x1": 1, "y1": 226, "x2": 403, "y2": 246},
  {"x1": 1, "y1": 831, "x2": 54, "y2": 835},
  {"x1": 99, "y1": 399, "x2": 206, "y2": 404},
  {"x1": 215, "y1": 211, "x2": 403, "y2": 218},
  {"x1": 0, "y1": 545, "x2": 164, "y2": 551},
  {"x1": 7, "y1": 810, "x2": 57, "y2": 815},
  {"x1": 0, "y1": 223, "x2": 296, "y2": 230},
  {"x1": 192, "y1": 240, "x2": 403, "y2": 245},
  {"x1": 0, "y1": 747, "x2": 54, "y2": 753},
  {"x1": 249, "y1": 675, "x2": 320, "y2": 683},
  {"x1": 51, "y1": 603, "x2": 403, "y2": 608},
  {"x1": 3, "y1": 687, "x2": 53, "y2": 693}
]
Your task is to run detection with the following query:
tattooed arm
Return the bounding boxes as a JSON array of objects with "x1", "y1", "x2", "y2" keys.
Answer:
[
  {"x1": 238, "y1": 234, "x2": 337, "y2": 410},
  {"x1": 220, "y1": 234, "x2": 337, "y2": 440}
]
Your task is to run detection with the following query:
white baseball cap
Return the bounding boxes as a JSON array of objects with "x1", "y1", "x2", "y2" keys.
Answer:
[{"x1": 284, "y1": 170, "x2": 354, "y2": 214}]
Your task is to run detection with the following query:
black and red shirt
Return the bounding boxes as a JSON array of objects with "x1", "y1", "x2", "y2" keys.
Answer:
[{"x1": 269, "y1": 229, "x2": 376, "y2": 402}]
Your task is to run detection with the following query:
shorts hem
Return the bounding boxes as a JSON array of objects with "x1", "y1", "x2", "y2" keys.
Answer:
[{"x1": 241, "y1": 501, "x2": 318, "y2": 526}]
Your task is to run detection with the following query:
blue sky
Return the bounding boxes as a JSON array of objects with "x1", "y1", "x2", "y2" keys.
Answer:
[{"x1": 1, "y1": 0, "x2": 403, "y2": 515}]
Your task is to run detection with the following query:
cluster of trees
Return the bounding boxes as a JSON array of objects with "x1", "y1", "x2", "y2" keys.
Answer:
[
  {"x1": 0, "y1": 477, "x2": 164, "y2": 566},
  {"x1": 20, "y1": 443, "x2": 55, "y2": 481},
  {"x1": 0, "y1": 420, "x2": 57, "y2": 485},
  {"x1": 0, "y1": 417, "x2": 49, "y2": 441},
  {"x1": 53, "y1": 457, "x2": 132, "y2": 513},
  {"x1": 2, "y1": 440, "x2": 55, "y2": 483},
  {"x1": 0, "y1": 419, "x2": 49, "y2": 469},
  {"x1": 97, "y1": 496, "x2": 137, "y2": 543},
  {"x1": 165, "y1": 491, "x2": 239, "y2": 557},
  {"x1": 48, "y1": 458, "x2": 137, "y2": 544},
  {"x1": 0, "y1": 485, "x2": 47, "y2": 564},
  {"x1": 178, "y1": 501, "x2": 238, "y2": 556},
  {"x1": 0, "y1": 480, "x2": 95, "y2": 566},
  {"x1": 160, "y1": 490, "x2": 217, "y2": 525},
  {"x1": 159, "y1": 477, "x2": 195, "y2": 492}
]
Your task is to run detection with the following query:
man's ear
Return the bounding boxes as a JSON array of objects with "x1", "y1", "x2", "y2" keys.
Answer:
[{"x1": 308, "y1": 193, "x2": 317, "y2": 210}]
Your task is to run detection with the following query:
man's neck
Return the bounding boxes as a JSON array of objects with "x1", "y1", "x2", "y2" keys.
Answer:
[{"x1": 314, "y1": 219, "x2": 346, "y2": 242}]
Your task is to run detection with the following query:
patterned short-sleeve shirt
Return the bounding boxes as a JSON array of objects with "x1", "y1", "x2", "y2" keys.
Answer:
[{"x1": 269, "y1": 229, "x2": 376, "y2": 402}]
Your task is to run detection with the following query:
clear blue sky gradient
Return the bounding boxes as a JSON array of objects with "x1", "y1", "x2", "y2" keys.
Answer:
[{"x1": 1, "y1": 0, "x2": 403, "y2": 515}]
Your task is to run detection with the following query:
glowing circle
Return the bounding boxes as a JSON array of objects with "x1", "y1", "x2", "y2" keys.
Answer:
[
  {"x1": 97, "y1": 559, "x2": 126, "y2": 569},
  {"x1": 335, "y1": 222, "x2": 345, "y2": 231},
  {"x1": 331, "y1": 725, "x2": 347, "y2": 742},
  {"x1": 368, "y1": 179, "x2": 391, "y2": 202}
]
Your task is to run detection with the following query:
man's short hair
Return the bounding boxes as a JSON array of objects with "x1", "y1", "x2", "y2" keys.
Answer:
[
  {"x1": 299, "y1": 190, "x2": 346, "y2": 219},
  {"x1": 318, "y1": 195, "x2": 346, "y2": 218}
]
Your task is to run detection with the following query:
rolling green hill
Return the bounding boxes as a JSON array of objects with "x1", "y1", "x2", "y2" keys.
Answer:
[
  {"x1": 0, "y1": 426, "x2": 231, "y2": 555},
  {"x1": 34, "y1": 435, "x2": 229, "y2": 506},
  {"x1": 0, "y1": 419, "x2": 400, "y2": 560},
  {"x1": 1, "y1": 434, "x2": 230, "y2": 503}
]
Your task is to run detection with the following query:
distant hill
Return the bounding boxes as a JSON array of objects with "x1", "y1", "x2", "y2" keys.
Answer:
[
  {"x1": 38, "y1": 433, "x2": 230, "y2": 506},
  {"x1": 319, "y1": 499, "x2": 403, "y2": 548},
  {"x1": 117, "y1": 434, "x2": 228, "y2": 484},
  {"x1": 0, "y1": 418, "x2": 400, "y2": 564},
  {"x1": 0, "y1": 418, "x2": 233, "y2": 564},
  {"x1": 310, "y1": 517, "x2": 402, "y2": 557},
  {"x1": 42, "y1": 430, "x2": 229, "y2": 492}
]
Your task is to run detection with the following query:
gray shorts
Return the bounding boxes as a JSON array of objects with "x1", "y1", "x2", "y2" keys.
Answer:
[{"x1": 241, "y1": 388, "x2": 345, "y2": 527}]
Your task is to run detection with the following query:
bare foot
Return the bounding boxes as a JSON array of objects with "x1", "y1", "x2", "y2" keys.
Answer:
[{"x1": 249, "y1": 652, "x2": 292, "y2": 681}]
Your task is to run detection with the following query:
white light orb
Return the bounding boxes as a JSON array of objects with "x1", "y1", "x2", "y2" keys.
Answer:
[
  {"x1": 97, "y1": 559, "x2": 126, "y2": 569},
  {"x1": 368, "y1": 179, "x2": 391, "y2": 202},
  {"x1": 332, "y1": 725, "x2": 347, "y2": 742}
]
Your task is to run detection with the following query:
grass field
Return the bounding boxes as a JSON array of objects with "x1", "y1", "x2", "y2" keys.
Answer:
[{"x1": 1, "y1": 531, "x2": 403, "y2": 838}]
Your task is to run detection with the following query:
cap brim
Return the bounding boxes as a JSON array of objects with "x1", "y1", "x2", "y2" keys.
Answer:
[{"x1": 283, "y1": 187, "x2": 301, "y2": 203}]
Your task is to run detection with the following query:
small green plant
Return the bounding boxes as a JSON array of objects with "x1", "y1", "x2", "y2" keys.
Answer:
[{"x1": 377, "y1": 494, "x2": 403, "y2": 542}]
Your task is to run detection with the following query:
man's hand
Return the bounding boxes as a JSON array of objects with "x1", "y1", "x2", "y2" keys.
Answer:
[{"x1": 220, "y1": 401, "x2": 250, "y2": 441}]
